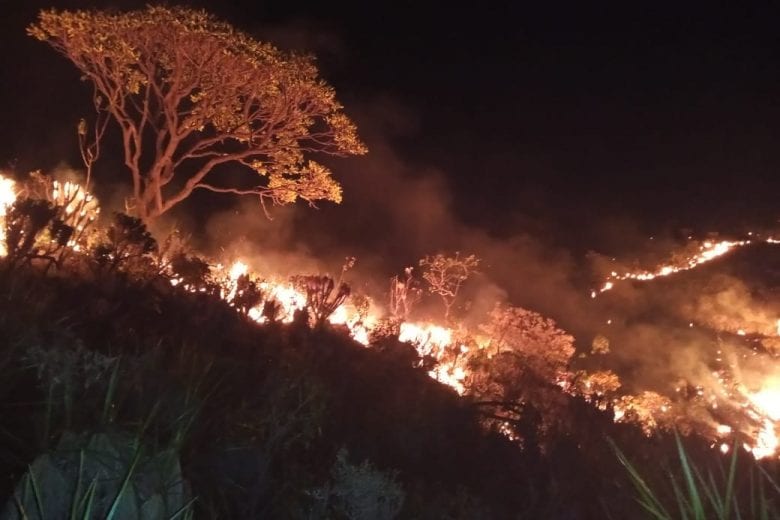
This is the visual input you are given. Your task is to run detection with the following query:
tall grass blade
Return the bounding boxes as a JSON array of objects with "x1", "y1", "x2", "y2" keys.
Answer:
[
  {"x1": 703, "y1": 470, "x2": 724, "y2": 516},
  {"x1": 675, "y1": 433, "x2": 705, "y2": 519},
  {"x1": 27, "y1": 466, "x2": 45, "y2": 520},
  {"x1": 68, "y1": 450, "x2": 84, "y2": 520},
  {"x1": 722, "y1": 442, "x2": 738, "y2": 519},
  {"x1": 105, "y1": 444, "x2": 142, "y2": 520},
  {"x1": 608, "y1": 438, "x2": 671, "y2": 519},
  {"x1": 101, "y1": 359, "x2": 121, "y2": 424},
  {"x1": 669, "y1": 472, "x2": 691, "y2": 520},
  {"x1": 757, "y1": 474, "x2": 768, "y2": 520},
  {"x1": 757, "y1": 463, "x2": 780, "y2": 496},
  {"x1": 43, "y1": 382, "x2": 53, "y2": 450},
  {"x1": 168, "y1": 496, "x2": 198, "y2": 520},
  {"x1": 12, "y1": 487, "x2": 30, "y2": 520},
  {"x1": 137, "y1": 399, "x2": 161, "y2": 439},
  {"x1": 78, "y1": 479, "x2": 98, "y2": 520}
]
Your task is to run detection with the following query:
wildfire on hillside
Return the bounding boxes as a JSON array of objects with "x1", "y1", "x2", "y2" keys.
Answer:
[
  {"x1": 592, "y1": 238, "x2": 779, "y2": 298},
  {"x1": 0, "y1": 172, "x2": 778, "y2": 460}
]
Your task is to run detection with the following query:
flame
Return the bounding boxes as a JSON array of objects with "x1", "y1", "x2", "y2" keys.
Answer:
[
  {"x1": 229, "y1": 260, "x2": 249, "y2": 280},
  {"x1": 221, "y1": 261, "x2": 380, "y2": 344},
  {"x1": 326, "y1": 301, "x2": 376, "y2": 346},
  {"x1": 395, "y1": 322, "x2": 475, "y2": 393},
  {"x1": 0, "y1": 175, "x2": 17, "y2": 257},
  {"x1": 751, "y1": 418, "x2": 779, "y2": 460},
  {"x1": 223, "y1": 260, "x2": 249, "y2": 300},
  {"x1": 427, "y1": 364, "x2": 467, "y2": 395},
  {"x1": 0, "y1": 174, "x2": 100, "y2": 255},
  {"x1": 50, "y1": 179, "x2": 100, "y2": 241},
  {"x1": 398, "y1": 322, "x2": 453, "y2": 357},
  {"x1": 595, "y1": 239, "x2": 759, "y2": 295},
  {"x1": 749, "y1": 388, "x2": 780, "y2": 422},
  {"x1": 745, "y1": 383, "x2": 780, "y2": 458},
  {"x1": 585, "y1": 235, "x2": 780, "y2": 459}
]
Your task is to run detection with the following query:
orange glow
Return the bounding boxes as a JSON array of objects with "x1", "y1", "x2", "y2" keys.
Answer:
[
  {"x1": 50, "y1": 179, "x2": 100, "y2": 245},
  {"x1": 751, "y1": 418, "x2": 779, "y2": 459},
  {"x1": 0, "y1": 174, "x2": 17, "y2": 257},
  {"x1": 398, "y1": 322, "x2": 453, "y2": 356},
  {"x1": 595, "y1": 239, "x2": 756, "y2": 295}
]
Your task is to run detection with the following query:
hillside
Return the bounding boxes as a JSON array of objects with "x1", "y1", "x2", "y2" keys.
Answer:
[{"x1": 0, "y1": 248, "x2": 704, "y2": 518}]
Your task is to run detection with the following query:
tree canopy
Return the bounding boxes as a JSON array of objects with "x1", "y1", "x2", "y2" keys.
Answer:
[{"x1": 29, "y1": 6, "x2": 367, "y2": 220}]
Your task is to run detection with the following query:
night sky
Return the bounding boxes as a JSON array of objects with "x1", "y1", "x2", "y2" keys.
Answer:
[{"x1": 2, "y1": 2, "x2": 780, "y2": 256}]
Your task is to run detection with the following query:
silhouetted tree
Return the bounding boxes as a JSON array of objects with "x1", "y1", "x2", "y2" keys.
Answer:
[
  {"x1": 419, "y1": 252, "x2": 479, "y2": 321},
  {"x1": 231, "y1": 274, "x2": 264, "y2": 315},
  {"x1": 293, "y1": 275, "x2": 351, "y2": 326},
  {"x1": 169, "y1": 252, "x2": 217, "y2": 293},
  {"x1": 389, "y1": 267, "x2": 422, "y2": 321},
  {"x1": 2, "y1": 198, "x2": 72, "y2": 271},
  {"x1": 29, "y1": 6, "x2": 366, "y2": 220},
  {"x1": 93, "y1": 213, "x2": 156, "y2": 274}
]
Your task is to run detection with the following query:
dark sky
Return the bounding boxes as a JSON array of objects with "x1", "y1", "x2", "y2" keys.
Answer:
[
  {"x1": 2, "y1": 2, "x2": 780, "y2": 254},
  {"x1": 249, "y1": 2, "x2": 780, "y2": 240}
]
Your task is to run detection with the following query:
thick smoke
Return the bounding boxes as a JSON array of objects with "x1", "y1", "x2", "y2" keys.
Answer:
[
  {"x1": 174, "y1": 34, "x2": 780, "y2": 403},
  {"x1": 191, "y1": 96, "x2": 595, "y2": 331}
]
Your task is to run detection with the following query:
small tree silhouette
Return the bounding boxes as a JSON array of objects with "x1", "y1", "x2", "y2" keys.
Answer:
[
  {"x1": 231, "y1": 274, "x2": 264, "y2": 316},
  {"x1": 293, "y1": 275, "x2": 351, "y2": 327},
  {"x1": 24, "y1": 171, "x2": 100, "y2": 254},
  {"x1": 2, "y1": 197, "x2": 73, "y2": 271},
  {"x1": 389, "y1": 267, "x2": 422, "y2": 321},
  {"x1": 92, "y1": 213, "x2": 157, "y2": 274},
  {"x1": 168, "y1": 253, "x2": 217, "y2": 294},
  {"x1": 419, "y1": 252, "x2": 479, "y2": 321}
]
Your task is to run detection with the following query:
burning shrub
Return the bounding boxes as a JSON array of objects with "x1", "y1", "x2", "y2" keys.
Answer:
[
  {"x1": 230, "y1": 273, "x2": 264, "y2": 316},
  {"x1": 168, "y1": 253, "x2": 217, "y2": 293},
  {"x1": 350, "y1": 292, "x2": 372, "y2": 325},
  {"x1": 293, "y1": 275, "x2": 351, "y2": 326},
  {"x1": 2, "y1": 197, "x2": 73, "y2": 271},
  {"x1": 92, "y1": 212, "x2": 157, "y2": 275},
  {"x1": 572, "y1": 369, "x2": 622, "y2": 408},
  {"x1": 389, "y1": 267, "x2": 422, "y2": 321},
  {"x1": 613, "y1": 391, "x2": 676, "y2": 435},
  {"x1": 368, "y1": 318, "x2": 403, "y2": 346},
  {"x1": 591, "y1": 334, "x2": 610, "y2": 355},
  {"x1": 464, "y1": 304, "x2": 578, "y2": 443},
  {"x1": 419, "y1": 252, "x2": 479, "y2": 321},
  {"x1": 479, "y1": 303, "x2": 575, "y2": 382},
  {"x1": 24, "y1": 170, "x2": 100, "y2": 252}
]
